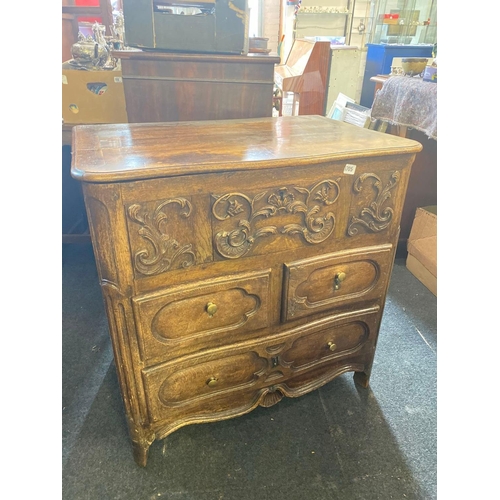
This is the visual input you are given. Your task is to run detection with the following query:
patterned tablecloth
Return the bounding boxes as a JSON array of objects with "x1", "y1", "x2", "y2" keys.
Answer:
[{"x1": 371, "y1": 76, "x2": 437, "y2": 140}]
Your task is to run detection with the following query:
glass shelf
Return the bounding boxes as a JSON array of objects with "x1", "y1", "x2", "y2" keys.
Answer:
[
  {"x1": 292, "y1": 1, "x2": 356, "y2": 45},
  {"x1": 298, "y1": 12, "x2": 349, "y2": 15},
  {"x1": 368, "y1": 0, "x2": 437, "y2": 45}
]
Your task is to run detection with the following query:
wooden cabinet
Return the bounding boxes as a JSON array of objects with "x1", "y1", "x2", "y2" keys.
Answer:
[
  {"x1": 71, "y1": 115, "x2": 421, "y2": 466},
  {"x1": 113, "y1": 50, "x2": 281, "y2": 123}
]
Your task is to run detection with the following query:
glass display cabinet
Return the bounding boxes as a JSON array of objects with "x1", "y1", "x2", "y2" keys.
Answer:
[
  {"x1": 368, "y1": 0, "x2": 436, "y2": 45},
  {"x1": 359, "y1": 0, "x2": 437, "y2": 107}
]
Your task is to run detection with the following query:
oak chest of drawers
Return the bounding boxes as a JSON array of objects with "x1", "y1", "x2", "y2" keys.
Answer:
[{"x1": 71, "y1": 115, "x2": 422, "y2": 466}]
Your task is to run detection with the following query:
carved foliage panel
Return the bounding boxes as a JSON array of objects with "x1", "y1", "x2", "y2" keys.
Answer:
[
  {"x1": 347, "y1": 170, "x2": 402, "y2": 237},
  {"x1": 211, "y1": 178, "x2": 342, "y2": 260},
  {"x1": 125, "y1": 197, "x2": 199, "y2": 278}
]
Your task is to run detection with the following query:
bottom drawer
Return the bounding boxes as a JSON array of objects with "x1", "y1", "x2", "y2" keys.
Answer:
[{"x1": 142, "y1": 306, "x2": 382, "y2": 429}]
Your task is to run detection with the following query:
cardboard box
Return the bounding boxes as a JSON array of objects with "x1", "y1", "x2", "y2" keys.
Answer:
[
  {"x1": 406, "y1": 206, "x2": 437, "y2": 296},
  {"x1": 62, "y1": 64, "x2": 128, "y2": 125}
]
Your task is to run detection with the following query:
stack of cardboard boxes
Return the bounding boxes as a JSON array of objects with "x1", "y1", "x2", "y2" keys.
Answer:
[
  {"x1": 62, "y1": 62, "x2": 128, "y2": 125},
  {"x1": 406, "y1": 206, "x2": 437, "y2": 296}
]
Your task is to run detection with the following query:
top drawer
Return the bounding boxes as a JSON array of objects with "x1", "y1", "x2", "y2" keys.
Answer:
[
  {"x1": 282, "y1": 244, "x2": 394, "y2": 321},
  {"x1": 132, "y1": 269, "x2": 272, "y2": 364}
]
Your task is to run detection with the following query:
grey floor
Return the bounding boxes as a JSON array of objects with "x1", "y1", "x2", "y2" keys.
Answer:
[{"x1": 62, "y1": 244, "x2": 437, "y2": 500}]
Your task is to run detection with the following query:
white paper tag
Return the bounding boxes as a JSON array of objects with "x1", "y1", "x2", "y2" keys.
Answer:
[
  {"x1": 62, "y1": 75, "x2": 68, "y2": 85},
  {"x1": 114, "y1": 76, "x2": 123, "y2": 83},
  {"x1": 344, "y1": 164, "x2": 356, "y2": 175}
]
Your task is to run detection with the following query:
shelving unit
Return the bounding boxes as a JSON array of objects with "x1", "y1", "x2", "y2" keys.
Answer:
[
  {"x1": 367, "y1": 0, "x2": 437, "y2": 45},
  {"x1": 291, "y1": 1, "x2": 356, "y2": 45}
]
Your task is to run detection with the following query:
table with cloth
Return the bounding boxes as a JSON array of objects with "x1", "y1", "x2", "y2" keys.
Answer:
[{"x1": 370, "y1": 75, "x2": 437, "y2": 253}]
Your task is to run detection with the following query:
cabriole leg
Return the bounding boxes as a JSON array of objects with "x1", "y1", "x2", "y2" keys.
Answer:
[
  {"x1": 132, "y1": 439, "x2": 152, "y2": 467},
  {"x1": 353, "y1": 370, "x2": 371, "y2": 388}
]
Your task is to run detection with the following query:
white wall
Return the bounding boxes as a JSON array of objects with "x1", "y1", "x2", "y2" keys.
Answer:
[{"x1": 261, "y1": 0, "x2": 281, "y2": 54}]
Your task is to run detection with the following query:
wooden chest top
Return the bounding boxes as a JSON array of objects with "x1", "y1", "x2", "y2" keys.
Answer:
[{"x1": 71, "y1": 115, "x2": 422, "y2": 182}]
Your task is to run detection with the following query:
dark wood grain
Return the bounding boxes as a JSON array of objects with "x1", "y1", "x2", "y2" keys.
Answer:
[
  {"x1": 113, "y1": 50, "x2": 280, "y2": 123},
  {"x1": 72, "y1": 115, "x2": 421, "y2": 182},
  {"x1": 71, "y1": 115, "x2": 421, "y2": 466}
]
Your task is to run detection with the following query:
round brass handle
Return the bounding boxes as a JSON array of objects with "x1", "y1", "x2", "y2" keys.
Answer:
[
  {"x1": 334, "y1": 271, "x2": 346, "y2": 290},
  {"x1": 327, "y1": 342, "x2": 337, "y2": 352},
  {"x1": 207, "y1": 377, "x2": 218, "y2": 388},
  {"x1": 206, "y1": 302, "x2": 218, "y2": 317},
  {"x1": 336, "y1": 272, "x2": 346, "y2": 282}
]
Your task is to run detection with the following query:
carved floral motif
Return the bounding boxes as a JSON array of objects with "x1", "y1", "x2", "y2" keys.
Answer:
[
  {"x1": 212, "y1": 180, "x2": 341, "y2": 259},
  {"x1": 127, "y1": 198, "x2": 195, "y2": 276},
  {"x1": 348, "y1": 171, "x2": 400, "y2": 235}
]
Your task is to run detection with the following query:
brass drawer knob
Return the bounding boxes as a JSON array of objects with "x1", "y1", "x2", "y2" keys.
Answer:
[
  {"x1": 334, "y1": 271, "x2": 346, "y2": 290},
  {"x1": 327, "y1": 342, "x2": 337, "y2": 352},
  {"x1": 206, "y1": 302, "x2": 218, "y2": 317},
  {"x1": 207, "y1": 377, "x2": 218, "y2": 388}
]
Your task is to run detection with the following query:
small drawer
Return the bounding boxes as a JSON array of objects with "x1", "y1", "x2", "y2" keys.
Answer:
[
  {"x1": 282, "y1": 245, "x2": 393, "y2": 321},
  {"x1": 280, "y1": 319, "x2": 369, "y2": 370},
  {"x1": 133, "y1": 269, "x2": 272, "y2": 363}
]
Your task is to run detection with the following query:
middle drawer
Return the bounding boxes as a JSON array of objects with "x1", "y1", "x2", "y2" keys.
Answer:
[{"x1": 132, "y1": 269, "x2": 272, "y2": 364}]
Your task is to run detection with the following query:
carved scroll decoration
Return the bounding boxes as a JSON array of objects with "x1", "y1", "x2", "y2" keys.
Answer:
[
  {"x1": 212, "y1": 179, "x2": 341, "y2": 259},
  {"x1": 127, "y1": 198, "x2": 195, "y2": 276},
  {"x1": 347, "y1": 171, "x2": 400, "y2": 236}
]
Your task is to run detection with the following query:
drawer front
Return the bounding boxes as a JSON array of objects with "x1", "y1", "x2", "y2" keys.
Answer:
[
  {"x1": 154, "y1": 352, "x2": 267, "y2": 408},
  {"x1": 143, "y1": 307, "x2": 380, "y2": 424},
  {"x1": 133, "y1": 270, "x2": 272, "y2": 363},
  {"x1": 282, "y1": 244, "x2": 393, "y2": 321},
  {"x1": 280, "y1": 320, "x2": 369, "y2": 370}
]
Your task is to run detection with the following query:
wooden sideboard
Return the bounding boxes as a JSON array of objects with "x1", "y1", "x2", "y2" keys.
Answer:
[
  {"x1": 71, "y1": 115, "x2": 421, "y2": 466},
  {"x1": 113, "y1": 50, "x2": 281, "y2": 123}
]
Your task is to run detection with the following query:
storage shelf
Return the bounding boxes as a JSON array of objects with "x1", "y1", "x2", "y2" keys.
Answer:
[{"x1": 298, "y1": 12, "x2": 349, "y2": 15}]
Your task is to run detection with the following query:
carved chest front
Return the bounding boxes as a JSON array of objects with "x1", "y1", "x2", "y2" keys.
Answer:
[{"x1": 71, "y1": 115, "x2": 422, "y2": 466}]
